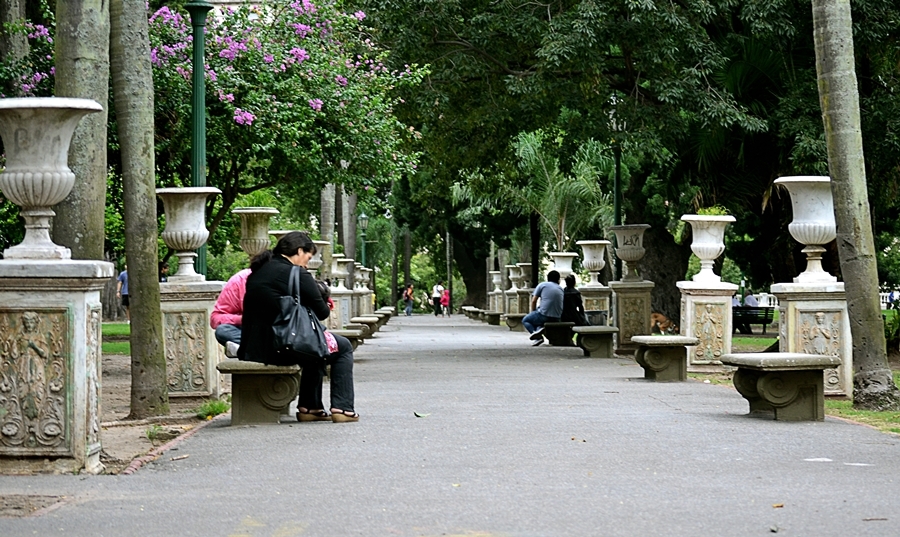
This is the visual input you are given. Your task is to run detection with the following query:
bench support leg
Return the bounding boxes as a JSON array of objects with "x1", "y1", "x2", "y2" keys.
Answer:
[
  {"x1": 732, "y1": 368, "x2": 825, "y2": 421},
  {"x1": 231, "y1": 372, "x2": 300, "y2": 425},
  {"x1": 576, "y1": 333, "x2": 614, "y2": 358},
  {"x1": 635, "y1": 346, "x2": 687, "y2": 381}
]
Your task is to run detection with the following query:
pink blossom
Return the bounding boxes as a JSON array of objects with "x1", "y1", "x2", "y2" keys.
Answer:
[
  {"x1": 353, "y1": 11, "x2": 366, "y2": 21},
  {"x1": 309, "y1": 98, "x2": 323, "y2": 111},
  {"x1": 289, "y1": 48, "x2": 310, "y2": 63},
  {"x1": 264, "y1": 54, "x2": 274, "y2": 64},
  {"x1": 234, "y1": 108, "x2": 256, "y2": 126},
  {"x1": 335, "y1": 75, "x2": 348, "y2": 87}
]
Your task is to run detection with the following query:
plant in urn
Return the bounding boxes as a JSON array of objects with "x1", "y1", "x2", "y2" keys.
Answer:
[
  {"x1": 0, "y1": 98, "x2": 103, "y2": 259},
  {"x1": 773, "y1": 176, "x2": 837, "y2": 283},
  {"x1": 157, "y1": 187, "x2": 221, "y2": 282},
  {"x1": 576, "y1": 240, "x2": 611, "y2": 286},
  {"x1": 681, "y1": 214, "x2": 735, "y2": 283},
  {"x1": 233, "y1": 207, "x2": 279, "y2": 257},
  {"x1": 609, "y1": 224, "x2": 650, "y2": 281}
]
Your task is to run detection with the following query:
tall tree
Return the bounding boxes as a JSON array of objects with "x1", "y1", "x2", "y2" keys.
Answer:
[
  {"x1": 52, "y1": 0, "x2": 109, "y2": 260},
  {"x1": 812, "y1": 0, "x2": 900, "y2": 410},
  {"x1": 0, "y1": 0, "x2": 27, "y2": 74},
  {"x1": 110, "y1": 0, "x2": 169, "y2": 418}
]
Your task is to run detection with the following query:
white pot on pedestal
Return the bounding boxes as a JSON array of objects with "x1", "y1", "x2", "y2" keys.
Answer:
[
  {"x1": 505, "y1": 265, "x2": 520, "y2": 291},
  {"x1": 489, "y1": 270, "x2": 502, "y2": 293},
  {"x1": 681, "y1": 215, "x2": 735, "y2": 283},
  {"x1": 774, "y1": 176, "x2": 837, "y2": 283},
  {"x1": 0, "y1": 98, "x2": 103, "y2": 259},
  {"x1": 548, "y1": 252, "x2": 578, "y2": 280},
  {"x1": 576, "y1": 240, "x2": 611, "y2": 287},
  {"x1": 609, "y1": 224, "x2": 650, "y2": 282},
  {"x1": 307, "y1": 240, "x2": 330, "y2": 277},
  {"x1": 157, "y1": 187, "x2": 221, "y2": 282},
  {"x1": 335, "y1": 258, "x2": 354, "y2": 290},
  {"x1": 269, "y1": 229, "x2": 299, "y2": 247},
  {"x1": 516, "y1": 263, "x2": 532, "y2": 288},
  {"x1": 233, "y1": 207, "x2": 279, "y2": 257}
]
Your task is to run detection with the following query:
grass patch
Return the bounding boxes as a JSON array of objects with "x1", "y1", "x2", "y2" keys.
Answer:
[
  {"x1": 731, "y1": 337, "x2": 777, "y2": 352},
  {"x1": 102, "y1": 341, "x2": 131, "y2": 355},
  {"x1": 102, "y1": 323, "x2": 131, "y2": 338},
  {"x1": 195, "y1": 399, "x2": 230, "y2": 420},
  {"x1": 145, "y1": 424, "x2": 163, "y2": 441}
]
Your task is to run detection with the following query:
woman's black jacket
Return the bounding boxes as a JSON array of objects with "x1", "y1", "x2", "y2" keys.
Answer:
[{"x1": 239, "y1": 255, "x2": 331, "y2": 364}]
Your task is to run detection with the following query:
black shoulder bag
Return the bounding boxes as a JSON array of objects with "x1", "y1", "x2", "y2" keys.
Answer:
[{"x1": 272, "y1": 266, "x2": 330, "y2": 360}]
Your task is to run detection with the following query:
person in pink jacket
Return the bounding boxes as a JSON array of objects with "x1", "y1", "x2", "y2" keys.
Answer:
[{"x1": 210, "y1": 268, "x2": 251, "y2": 357}]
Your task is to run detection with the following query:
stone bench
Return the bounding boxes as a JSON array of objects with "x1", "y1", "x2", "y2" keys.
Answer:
[
  {"x1": 344, "y1": 322, "x2": 371, "y2": 338},
  {"x1": 572, "y1": 326, "x2": 619, "y2": 358},
  {"x1": 374, "y1": 308, "x2": 393, "y2": 321},
  {"x1": 461, "y1": 306, "x2": 477, "y2": 319},
  {"x1": 483, "y1": 311, "x2": 502, "y2": 326},
  {"x1": 504, "y1": 313, "x2": 526, "y2": 332},
  {"x1": 631, "y1": 335, "x2": 699, "y2": 382},
  {"x1": 371, "y1": 312, "x2": 388, "y2": 329},
  {"x1": 350, "y1": 316, "x2": 380, "y2": 334},
  {"x1": 721, "y1": 353, "x2": 842, "y2": 421},
  {"x1": 216, "y1": 359, "x2": 300, "y2": 426},
  {"x1": 543, "y1": 322, "x2": 576, "y2": 346},
  {"x1": 329, "y1": 329, "x2": 365, "y2": 351}
]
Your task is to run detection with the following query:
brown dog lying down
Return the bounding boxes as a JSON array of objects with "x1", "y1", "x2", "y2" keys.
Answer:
[{"x1": 650, "y1": 312, "x2": 679, "y2": 334}]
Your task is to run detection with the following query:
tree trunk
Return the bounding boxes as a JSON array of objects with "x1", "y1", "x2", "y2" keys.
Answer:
[
  {"x1": 812, "y1": 0, "x2": 900, "y2": 410},
  {"x1": 110, "y1": 0, "x2": 169, "y2": 418},
  {"x1": 643, "y1": 227, "x2": 692, "y2": 327},
  {"x1": 343, "y1": 188, "x2": 357, "y2": 285},
  {"x1": 320, "y1": 183, "x2": 335, "y2": 279},
  {"x1": 453, "y1": 235, "x2": 486, "y2": 308},
  {"x1": 52, "y1": 0, "x2": 109, "y2": 260},
  {"x1": 530, "y1": 212, "x2": 540, "y2": 288},
  {"x1": 0, "y1": 0, "x2": 27, "y2": 91},
  {"x1": 402, "y1": 226, "x2": 411, "y2": 285},
  {"x1": 390, "y1": 219, "x2": 399, "y2": 307}
]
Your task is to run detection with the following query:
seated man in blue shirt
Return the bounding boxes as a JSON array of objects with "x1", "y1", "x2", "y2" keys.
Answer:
[{"x1": 523, "y1": 270, "x2": 564, "y2": 346}]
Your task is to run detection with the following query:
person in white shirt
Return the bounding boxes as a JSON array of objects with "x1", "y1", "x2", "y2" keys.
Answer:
[
  {"x1": 743, "y1": 290, "x2": 759, "y2": 307},
  {"x1": 431, "y1": 281, "x2": 444, "y2": 316}
]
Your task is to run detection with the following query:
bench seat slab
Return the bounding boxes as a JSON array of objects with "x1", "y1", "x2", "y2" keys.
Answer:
[
  {"x1": 544, "y1": 322, "x2": 576, "y2": 347},
  {"x1": 572, "y1": 326, "x2": 619, "y2": 357}
]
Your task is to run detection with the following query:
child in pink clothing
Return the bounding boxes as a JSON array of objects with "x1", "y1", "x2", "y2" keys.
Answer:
[
  {"x1": 440, "y1": 288, "x2": 451, "y2": 317},
  {"x1": 210, "y1": 268, "x2": 251, "y2": 356}
]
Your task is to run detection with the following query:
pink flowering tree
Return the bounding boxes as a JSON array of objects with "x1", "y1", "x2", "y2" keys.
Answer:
[{"x1": 148, "y1": 2, "x2": 425, "y2": 240}]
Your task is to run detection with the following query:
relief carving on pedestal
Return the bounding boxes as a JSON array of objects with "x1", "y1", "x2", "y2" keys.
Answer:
[
  {"x1": 86, "y1": 307, "x2": 101, "y2": 450},
  {"x1": 0, "y1": 310, "x2": 68, "y2": 453},
  {"x1": 584, "y1": 296, "x2": 609, "y2": 312},
  {"x1": 165, "y1": 311, "x2": 207, "y2": 393},
  {"x1": 799, "y1": 310, "x2": 843, "y2": 392},
  {"x1": 693, "y1": 302, "x2": 725, "y2": 361},
  {"x1": 621, "y1": 297, "x2": 647, "y2": 341}
]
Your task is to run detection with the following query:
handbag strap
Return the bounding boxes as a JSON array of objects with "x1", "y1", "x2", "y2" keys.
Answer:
[{"x1": 289, "y1": 265, "x2": 301, "y2": 302}]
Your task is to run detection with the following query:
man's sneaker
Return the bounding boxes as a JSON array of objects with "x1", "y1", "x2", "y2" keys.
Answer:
[
  {"x1": 531, "y1": 338, "x2": 544, "y2": 347},
  {"x1": 529, "y1": 327, "x2": 545, "y2": 340},
  {"x1": 225, "y1": 341, "x2": 239, "y2": 358}
]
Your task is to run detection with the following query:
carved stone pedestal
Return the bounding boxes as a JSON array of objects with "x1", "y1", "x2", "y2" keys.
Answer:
[
  {"x1": 770, "y1": 282, "x2": 852, "y2": 397},
  {"x1": 0, "y1": 260, "x2": 114, "y2": 474},
  {"x1": 160, "y1": 280, "x2": 225, "y2": 400},
  {"x1": 505, "y1": 288, "x2": 519, "y2": 314},
  {"x1": 677, "y1": 281, "x2": 738, "y2": 370},
  {"x1": 328, "y1": 287, "x2": 353, "y2": 330},
  {"x1": 580, "y1": 286, "x2": 611, "y2": 320},
  {"x1": 489, "y1": 290, "x2": 505, "y2": 313},
  {"x1": 517, "y1": 288, "x2": 533, "y2": 314},
  {"x1": 609, "y1": 280, "x2": 654, "y2": 354}
]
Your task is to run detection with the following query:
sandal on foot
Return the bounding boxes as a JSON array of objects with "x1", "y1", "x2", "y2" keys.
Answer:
[
  {"x1": 296, "y1": 408, "x2": 330, "y2": 422},
  {"x1": 330, "y1": 409, "x2": 359, "y2": 423}
]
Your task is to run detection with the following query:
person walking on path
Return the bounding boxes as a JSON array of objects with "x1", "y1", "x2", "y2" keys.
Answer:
[
  {"x1": 240, "y1": 231, "x2": 358, "y2": 423},
  {"x1": 403, "y1": 283, "x2": 414, "y2": 316},
  {"x1": 560, "y1": 274, "x2": 589, "y2": 327},
  {"x1": 523, "y1": 270, "x2": 564, "y2": 346},
  {"x1": 432, "y1": 280, "x2": 444, "y2": 317},
  {"x1": 440, "y1": 288, "x2": 451, "y2": 317},
  {"x1": 116, "y1": 264, "x2": 130, "y2": 323},
  {"x1": 210, "y1": 268, "x2": 252, "y2": 358}
]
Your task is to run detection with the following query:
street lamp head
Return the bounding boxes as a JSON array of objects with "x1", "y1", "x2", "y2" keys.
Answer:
[{"x1": 358, "y1": 212, "x2": 369, "y2": 230}]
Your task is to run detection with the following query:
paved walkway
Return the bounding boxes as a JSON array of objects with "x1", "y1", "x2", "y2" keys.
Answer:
[{"x1": 3, "y1": 314, "x2": 900, "y2": 536}]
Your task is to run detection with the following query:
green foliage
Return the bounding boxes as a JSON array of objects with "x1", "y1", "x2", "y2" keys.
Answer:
[
  {"x1": 102, "y1": 322, "x2": 131, "y2": 338},
  {"x1": 696, "y1": 206, "x2": 730, "y2": 216},
  {"x1": 885, "y1": 310, "x2": 899, "y2": 351},
  {"x1": 102, "y1": 341, "x2": 131, "y2": 355},
  {"x1": 145, "y1": 424, "x2": 163, "y2": 441},
  {"x1": 207, "y1": 247, "x2": 249, "y2": 283},
  {"x1": 195, "y1": 399, "x2": 230, "y2": 420}
]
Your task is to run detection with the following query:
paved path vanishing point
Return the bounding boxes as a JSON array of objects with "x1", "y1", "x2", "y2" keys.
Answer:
[{"x1": 2, "y1": 313, "x2": 900, "y2": 536}]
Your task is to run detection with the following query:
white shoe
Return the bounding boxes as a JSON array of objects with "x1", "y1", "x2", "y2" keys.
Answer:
[
  {"x1": 529, "y1": 327, "x2": 545, "y2": 340},
  {"x1": 225, "y1": 341, "x2": 239, "y2": 358}
]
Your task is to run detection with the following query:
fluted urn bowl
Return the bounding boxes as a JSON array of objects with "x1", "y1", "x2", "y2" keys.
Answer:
[
  {"x1": 334, "y1": 257, "x2": 354, "y2": 290},
  {"x1": 157, "y1": 187, "x2": 221, "y2": 282},
  {"x1": 307, "y1": 239, "x2": 330, "y2": 275},
  {"x1": 516, "y1": 263, "x2": 532, "y2": 288},
  {"x1": 233, "y1": 207, "x2": 279, "y2": 257},
  {"x1": 610, "y1": 224, "x2": 650, "y2": 281},
  {"x1": 506, "y1": 265, "x2": 521, "y2": 290},
  {"x1": 548, "y1": 252, "x2": 578, "y2": 280},
  {"x1": 681, "y1": 214, "x2": 735, "y2": 283},
  {"x1": 0, "y1": 97, "x2": 103, "y2": 259},
  {"x1": 576, "y1": 240, "x2": 611, "y2": 287},
  {"x1": 774, "y1": 176, "x2": 837, "y2": 282}
]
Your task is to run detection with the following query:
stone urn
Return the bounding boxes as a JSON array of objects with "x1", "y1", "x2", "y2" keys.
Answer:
[
  {"x1": 233, "y1": 207, "x2": 279, "y2": 257},
  {"x1": 576, "y1": 240, "x2": 611, "y2": 287},
  {"x1": 516, "y1": 263, "x2": 532, "y2": 288},
  {"x1": 157, "y1": 187, "x2": 221, "y2": 282},
  {"x1": 609, "y1": 224, "x2": 651, "y2": 282},
  {"x1": 269, "y1": 229, "x2": 297, "y2": 247},
  {"x1": 335, "y1": 257, "x2": 355, "y2": 290},
  {"x1": 548, "y1": 252, "x2": 578, "y2": 280},
  {"x1": 307, "y1": 239, "x2": 330, "y2": 277},
  {"x1": 490, "y1": 270, "x2": 502, "y2": 293},
  {"x1": 359, "y1": 267, "x2": 372, "y2": 292},
  {"x1": 0, "y1": 97, "x2": 103, "y2": 259},
  {"x1": 506, "y1": 265, "x2": 521, "y2": 290},
  {"x1": 774, "y1": 176, "x2": 837, "y2": 283},
  {"x1": 681, "y1": 214, "x2": 735, "y2": 283}
]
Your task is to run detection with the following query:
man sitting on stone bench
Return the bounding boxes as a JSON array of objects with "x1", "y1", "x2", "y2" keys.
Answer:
[{"x1": 523, "y1": 270, "x2": 563, "y2": 347}]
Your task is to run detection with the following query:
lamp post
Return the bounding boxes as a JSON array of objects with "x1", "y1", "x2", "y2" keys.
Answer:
[
  {"x1": 610, "y1": 104, "x2": 625, "y2": 281},
  {"x1": 186, "y1": 1, "x2": 213, "y2": 277},
  {"x1": 358, "y1": 212, "x2": 369, "y2": 267}
]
